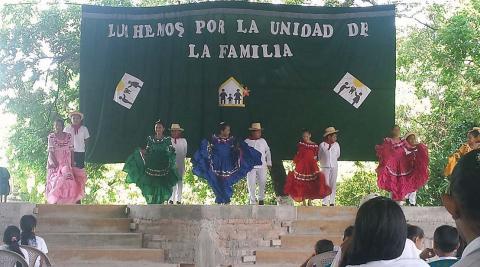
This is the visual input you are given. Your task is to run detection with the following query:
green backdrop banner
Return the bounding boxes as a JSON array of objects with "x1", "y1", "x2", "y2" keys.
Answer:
[{"x1": 80, "y1": 2, "x2": 396, "y2": 163}]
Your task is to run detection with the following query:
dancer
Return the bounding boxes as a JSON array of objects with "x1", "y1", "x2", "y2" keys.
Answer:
[
  {"x1": 245, "y1": 123, "x2": 272, "y2": 205},
  {"x1": 123, "y1": 120, "x2": 179, "y2": 204},
  {"x1": 284, "y1": 129, "x2": 331, "y2": 206},
  {"x1": 168, "y1": 124, "x2": 187, "y2": 205},
  {"x1": 64, "y1": 111, "x2": 90, "y2": 169},
  {"x1": 192, "y1": 122, "x2": 261, "y2": 204},
  {"x1": 319, "y1": 127, "x2": 341, "y2": 206},
  {"x1": 46, "y1": 119, "x2": 87, "y2": 204},
  {"x1": 376, "y1": 131, "x2": 429, "y2": 204},
  {"x1": 444, "y1": 128, "x2": 480, "y2": 176},
  {"x1": 0, "y1": 166, "x2": 10, "y2": 203}
]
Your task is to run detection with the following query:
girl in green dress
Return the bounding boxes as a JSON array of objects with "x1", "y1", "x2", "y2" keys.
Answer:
[{"x1": 123, "y1": 120, "x2": 179, "y2": 204}]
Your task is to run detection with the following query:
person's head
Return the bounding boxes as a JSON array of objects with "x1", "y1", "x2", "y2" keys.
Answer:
[
  {"x1": 443, "y1": 150, "x2": 480, "y2": 244},
  {"x1": 70, "y1": 113, "x2": 82, "y2": 126},
  {"x1": 391, "y1": 125, "x2": 401, "y2": 138},
  {"x1": 3, "y1": 225, "x2": 23, "y2": 259},
  {"x1": 345, "y1": 197, "x2": 407, "y2": 265},
  {"x1": 325, "y1": 133, "x2": 337, "y2": 143},
  {"x1": 315, "y1": 239, "x2": 334, "y2": 255},
  {"x1": 250, "y1": 130, "x2": 262, "y2": 139},
  {"x1": 171, "y1": 130, "x2": 182, "y2": 139},
  {"x1": 467, "y1": 129, "x2": 479, "y2": 147},
  {"x1": 20, "y1": 215, "x2": 37, "y2": 245},
  {"x1": 407, "y1": 224, "x2": 425, "y2": 250},
  {"x1": 433, "y1": 225, "x2": 459, "y2": 257},
  {"x1": 405, "y1": 133, "x2": 417, "y2": 146},
  {"x1": 301, "y1": 128, "x2": 311, "y2": 142},
  {"x1": 343, "y1": 225, "x2": 354, "y2": 242},
  {"x1": 154, "y1": 120, "x2": 164, "y2": 136},
  {"x1": 54, "y1": 118, "x2": 65, "y2": 133},
  {"x1": 218, "y1": 122, "x2": 230, "y2": 137}
]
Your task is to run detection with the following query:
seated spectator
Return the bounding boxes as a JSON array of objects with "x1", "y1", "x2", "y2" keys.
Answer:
[
  {"x1": 20, "y1": 214, "x2": 48, "y2": 267},
  {"x1": 408, "y1": 224, "x2": 425, "y2": 256},
  {"x1": 442, "y1": 150, "x2": 480, "y2": 266},
  {"x1": 1, "y1": 225, "x2": 29, "y2": 266},
  {"x1": 0, "y1": 166, "x2": 10, "y2": 203},
  {"x1": 301, "y1": 239, "x2": 335, "y2": 267},
  {"x1": 425, "y1": 225, "x2": 459, "y2": 266},
  {"x1": 331, "y1": 226, "x2": 354, "y2": 267},
  {"x1": 340, "y1": 196, "x2": 428, "y2": 267}
]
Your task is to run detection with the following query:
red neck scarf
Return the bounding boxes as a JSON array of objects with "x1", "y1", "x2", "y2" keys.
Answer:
[{"x1": 72, "y1": 124, "x2": 82, "y2": 135}]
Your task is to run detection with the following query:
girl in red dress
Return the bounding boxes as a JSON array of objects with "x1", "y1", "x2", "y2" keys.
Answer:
[
  {"x1": 376, "y1": 129, "x2": 429, "y2": 203},
  {"x1": 284, "y1": 129, "x2": 331, "y2": 205}
]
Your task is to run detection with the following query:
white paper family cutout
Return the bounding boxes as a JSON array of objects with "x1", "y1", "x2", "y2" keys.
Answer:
[
  {"x1": 114, "y1": 73, "x2": 144, "y2": 109},
  {"x1": 333, "y1": 72, "x2": 371, "y2": 109}
]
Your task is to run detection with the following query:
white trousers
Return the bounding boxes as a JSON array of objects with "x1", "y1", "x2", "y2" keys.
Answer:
[
  {"x1": 169, "y1": 167, "x2": 185, "y2": 203},
  {"x1": 407, "y1": 191, "x2": 417, "y2": 205},
  {"x1": 322, "y1": 167, "x2": 338, "y2": 205},
  {"x1": 247, "y1": 167, "x2": 268, "y2": 204}
]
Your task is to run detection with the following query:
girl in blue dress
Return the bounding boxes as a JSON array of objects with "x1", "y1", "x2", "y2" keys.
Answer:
[{"x1": 193, "y1": 122, "x2": 262, "y2": 204}]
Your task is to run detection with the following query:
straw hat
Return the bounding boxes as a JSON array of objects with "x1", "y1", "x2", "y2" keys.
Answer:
[
  {"x1": 404, "y1": 132, "x2": 416, "y2": 140},
  {"x1": 323, "y1": 127, "x2": 339, "y2": 137},
  {"x1": 170, "y1": 123, "x2": 184, "y2": 131},
  {"x1": 249, "y1": 123, "x2": 263, "y2": 131},
  {"x1": 473, "y1": 127, "x2": 480, "y2": 131},
  {"x1": 69, "y1": 111, "x2": 84, "y2": 120}
]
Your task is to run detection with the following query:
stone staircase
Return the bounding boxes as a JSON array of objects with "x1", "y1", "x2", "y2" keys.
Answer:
[
  {"x1": 34, "y1": 205, "x2": 178, "y2": 267},
  {"x1": 250, "y1": 207, "x2": 356, "y2": 266}
]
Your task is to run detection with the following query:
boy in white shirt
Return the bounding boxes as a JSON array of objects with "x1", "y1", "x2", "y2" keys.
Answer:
[
  {"x1": 169, "y1": 124, "x2": 187, "y2": 205},
  {"x1": 245, "y1": 123, "x2": 272, "y2": 205},
  {"x1": 318, "y1": 127, "x2": 341, "y2": 206},
  {"x1": 64, "y1": 111, "x2": 90, "y2": 169},
  {"x1": 423, "y1": 225, "x2": 459, "y2": 265}
]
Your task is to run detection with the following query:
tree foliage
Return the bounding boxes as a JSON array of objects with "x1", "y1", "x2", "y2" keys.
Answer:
[{"x1": 397, "y1": 0, "x2": 480, "y2": 205}]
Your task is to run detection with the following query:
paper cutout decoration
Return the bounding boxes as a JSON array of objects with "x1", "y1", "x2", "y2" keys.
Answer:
[
  {"x1": 333, "y1": 72, "x2": 371, "y2": 109},
  {"x1": 218, "y1": 77, "x2": 249, "y2": 107},
  {"x1": 114, "y1": 73, "x2": 144, "y2": 109}
]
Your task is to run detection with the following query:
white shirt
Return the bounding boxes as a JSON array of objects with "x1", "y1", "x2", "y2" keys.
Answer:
[
  {"x1": 171, "y1": 137, "x2": 187, "y2": 170},
  {"x1": 64, "y1": 125, "x2": 90, "y2": 152},
  {"x1": 453, "y1": 236, "x2": 480, "y2": 267},
  {"x1": 318, "y1": 142, "x2": 341, "y2": 168},
  {"x1": 428, "y1": 256, "x2": 458, "y2": 263},
  {"x1": 244, "y1": 138, "x2": 272, "y2": 168},
  {"x1": 346, "y1": 258, "x2": 429, "y2": 267},
  {"x1": 402, "y1": 239, "x2": 421, "y2": 259}
]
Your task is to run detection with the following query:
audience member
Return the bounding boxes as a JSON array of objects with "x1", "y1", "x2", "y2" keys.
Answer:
[
  {"x1": 408, "y1": 224, "x2": 425, "y2": 256},
  {"x1": 331, "y1": 226, "x2": 354, "y2": 267},
  {"x1": 1, "y1": 225, "x2": 29, "y2": 266},
  {"x1": 301, "y1": 239, "x2": 335, "y2": 267},
  {"x1": 20, "y1": 214, "x2": 48, "y2": 264},
  {"x1": 425, "y1": 225, "x2": 459, "y2": 266},
  {"x1": 442, "y1": 150, "x2": 480, "y2": 266},
  {"x1": 340, "y1": 196, "x2": 428, "y2": 267}
]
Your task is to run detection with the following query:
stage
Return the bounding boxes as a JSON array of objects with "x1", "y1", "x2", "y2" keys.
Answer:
[{"x1": 0, "y1": 203, "x2": 453, "y2": 267}]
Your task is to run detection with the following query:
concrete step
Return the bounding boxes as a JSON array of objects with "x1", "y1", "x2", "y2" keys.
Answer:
[
  {"x1": 48, "y1": 248, "x2": 166, "y2": 265},
  {"x1": 297, "y1": 206, "x2": 357, "y2": 220},
  {"x1": 255, "y1": 248, "x2": 311, "y2": 264},
  {"x1": 41, "y1": 232, "x2": 143, "y2": 248},
  {"x1": 36, "y1": 204, "x2": 128, "y2": 218},
  {"x1": 291, "y1": 219, "x2": 354, "y2": 234},
  {"x1": 37, "y1": 217, "x2": 132, "y2": 233},
  {"x1": 280, "y1": 234, "x2": 343, "y2": 249}
]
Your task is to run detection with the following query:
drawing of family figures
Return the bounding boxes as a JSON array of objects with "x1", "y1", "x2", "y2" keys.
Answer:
[
  {"x1": 219, "y1": 88, "x2": 243, "y2": 105},
  {"x1": 338, "y1": 82, "x2": 363, "y2": 106}
]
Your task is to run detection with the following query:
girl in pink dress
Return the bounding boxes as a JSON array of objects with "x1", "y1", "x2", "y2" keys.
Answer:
[
  {"x1": 376, "y1": 127, "x2": 429, "y2": 202},
  {"x1": 45, "y1": 119, "x2": 87, "y2": 204}
]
